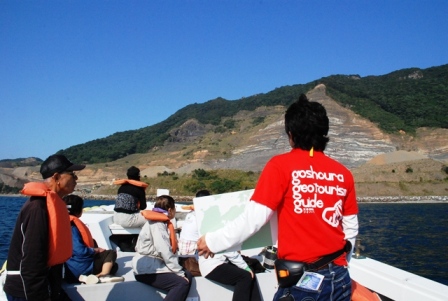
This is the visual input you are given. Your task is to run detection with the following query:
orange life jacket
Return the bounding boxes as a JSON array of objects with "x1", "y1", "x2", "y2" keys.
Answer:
[
  {"x1": 141, "y1": 210, "x2": 178, "y2": 254},
  {"x1": 351, "y1": 279, "x2": 381, "y2": 301},
  {"x1": 113, "y1": 179, "x2": 149, "y2": 189},
  {"x1": 181, "y1": 205, "x2": 195, "y2": 211},
  {"x1": 20, "y1": 182, "x2": 72, "y2": 266},
  {"x1": 69, "y1": 216, "x2": 94, "y2": 248}
]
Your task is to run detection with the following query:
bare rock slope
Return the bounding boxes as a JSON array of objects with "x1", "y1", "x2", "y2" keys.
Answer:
[{"x1": 205, "y1": 84, "x2": 397, "y2": 171}]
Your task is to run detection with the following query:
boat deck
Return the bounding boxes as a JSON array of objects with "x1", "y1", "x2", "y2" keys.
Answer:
[
  {"x1": 61, "y1": 206, "x2": 448, "y2": 301},
  {"x1": 63, "y1": 251, "x2": 278, "y2": 301}
]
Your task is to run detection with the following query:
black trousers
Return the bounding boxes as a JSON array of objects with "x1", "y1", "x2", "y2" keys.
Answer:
[
  {"x1": 135, "y1": 270, "x2": 192, "y2": 301},
  {"x1": 93, "y1": 249, "x2": 118, "y2": 275},
  {"x1": 205, "y1": 263, "x2": 261, "y2": 301}
]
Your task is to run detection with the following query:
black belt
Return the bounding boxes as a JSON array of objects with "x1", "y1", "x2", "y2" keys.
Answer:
[
  {"x1": 313, "y1": 263, "x2": 330, "y2": 271},
  {"x1": 275, "y1": 241, "x2": 352, "y2": 288},
  {"x1": 306, "y1": 240, "x2": 352, "y2": 271}
]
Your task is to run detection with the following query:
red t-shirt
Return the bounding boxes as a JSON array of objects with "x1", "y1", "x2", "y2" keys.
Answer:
[{"x1": 251, "y1": 148, "x2": 358, "y2": 266}]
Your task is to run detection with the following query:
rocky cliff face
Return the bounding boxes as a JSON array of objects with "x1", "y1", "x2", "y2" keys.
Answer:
[
  {"x1": 206, "y1": 84, "x2": 397, "y2": 171},
  {"x1": 168, "y1": 119, "x2": 210, "y2": 143}
]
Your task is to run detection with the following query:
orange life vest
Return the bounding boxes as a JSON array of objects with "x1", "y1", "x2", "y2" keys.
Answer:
[
  {"x1": 69, "y1": 216, "x2": 94, "y2": 248},
  {"x1": 351, "y1": 279, "x2": 381, "y2": 301},
  {"x1": 113, "y1": 179, "x2": 149, "y2": 189},
  {"x1": 181, "y1": 205, "x2": 194, "y2": 211},
  {"x1": 20, "y1": 182, "x2": 72, "y2": 266},
  {"x1": 141, "y1": 210, "x2": 178, "y2": 254}
]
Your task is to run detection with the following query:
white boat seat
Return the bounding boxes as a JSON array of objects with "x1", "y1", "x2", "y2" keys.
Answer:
[{"x1": 108, "y1": 223, "x2": 141, "y2": 235}]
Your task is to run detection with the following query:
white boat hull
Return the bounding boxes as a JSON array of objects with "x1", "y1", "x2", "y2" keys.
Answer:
[{"x1": 2, "y1": 204, "x2": 448, "y2": 301}]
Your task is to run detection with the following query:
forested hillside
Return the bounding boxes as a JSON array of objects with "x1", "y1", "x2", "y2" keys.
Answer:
[
  {"x1": 59, "y1": 64, "x2": 448, "y2": 164},
  {"x1": 318, "y1": 64, "x2": 448, "y2": 133}
]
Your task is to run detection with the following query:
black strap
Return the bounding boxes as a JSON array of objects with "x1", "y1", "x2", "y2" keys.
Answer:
[{"x1": 307, "y1": 240, "x2": 352, "y2": 271}]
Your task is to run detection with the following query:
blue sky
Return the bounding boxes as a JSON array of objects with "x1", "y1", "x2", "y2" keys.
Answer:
[{"x1": 1, "y1": 0, "x2": 447, "y2": 161}]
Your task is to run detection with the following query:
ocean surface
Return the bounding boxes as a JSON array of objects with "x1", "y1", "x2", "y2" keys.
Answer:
[{"x1": 0, "y1": 196, "x2": 447, "y2": 286}]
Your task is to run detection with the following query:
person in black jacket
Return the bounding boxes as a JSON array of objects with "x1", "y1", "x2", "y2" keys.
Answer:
[
  {"x1": 118, "y1": 166, "x2": 146, "y2": 209},
  {"x1": 4, "y1": 154, "x2": 85, "y2": 301},
  {"x1": 113, "y1": 166, "x2": 148, "y2": 228}
]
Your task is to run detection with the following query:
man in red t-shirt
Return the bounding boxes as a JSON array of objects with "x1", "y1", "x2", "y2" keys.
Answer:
[{"x1": 198, "y1": 94, "x2": 359, "y2": 301}]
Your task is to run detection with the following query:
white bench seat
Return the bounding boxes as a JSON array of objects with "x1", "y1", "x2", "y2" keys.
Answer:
[{"x1": 108, "y1": 223, "x2": 141, "y2": 235}]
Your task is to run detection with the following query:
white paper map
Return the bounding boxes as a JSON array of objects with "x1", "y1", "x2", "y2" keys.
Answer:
[{"x1": 193, "y1": 189, "x2": 278, "y2": 251}]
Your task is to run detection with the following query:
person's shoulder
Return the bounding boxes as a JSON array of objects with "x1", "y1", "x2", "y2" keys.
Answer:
[
  {"x1": 147, "y1": 221, "x2": 169, "y2": 239},
  {"x1": 18, "y1": 196, "x2": 48, "y2": 222},
  {"x1": 321, "y1": 155, "x2": 354, "y2": 179},
  {"x1": 118, "y1": 184, "x2": 139, "y2": 193},
  {"x1": 122, "y1": 183, "x2": 145, "y2": 191},
  {"x1": 26, "y1": 196, "x2": 47, "y2": 208},
  {"x1": 71, "y1": 223, "x2": 82, "y2": 233},
  {"x1": 118, "y1": 183, "x2": 132, "y2": 189}
]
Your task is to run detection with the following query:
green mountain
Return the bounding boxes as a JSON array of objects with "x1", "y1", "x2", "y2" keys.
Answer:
[
  {"x1": 319, "y1": 65, "x2": 448, "y2": 132},
  {"x1": 58, "y1": 64, "x2": 448, "y2": 164},
  {"x1": 0, "y1": 157, "x2": 43, "y2": 168}
]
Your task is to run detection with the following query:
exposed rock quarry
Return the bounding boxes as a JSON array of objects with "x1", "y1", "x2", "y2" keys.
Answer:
[{"x1": 206, "y1": 84, "x2": 397, "y2": 171}]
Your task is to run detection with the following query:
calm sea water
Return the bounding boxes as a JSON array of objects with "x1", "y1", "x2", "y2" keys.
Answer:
[
  {"x1": 0, "y1": 196, "x2": 447, "y2": 286},
  {"x1": 0, "y1": 196, "x2": 115, "y2": 269}
]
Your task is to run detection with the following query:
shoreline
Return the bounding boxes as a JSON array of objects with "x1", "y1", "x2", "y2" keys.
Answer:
[
  {"x1": 1, "y1": 194, "x2": 447, "y2": 203},
  {"x1": 355, "y1": 195, "x2": 448, "y2": 203}
]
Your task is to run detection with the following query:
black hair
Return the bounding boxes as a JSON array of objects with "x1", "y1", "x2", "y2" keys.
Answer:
[
  {"x1": 284, "y1": 94, "x2": 329, "y2": 151},
  {"x1": 195, "y1": 189, "x2": 211, "y2": 197},
  {"x1": 154, "y1": 195, "x2": 175, "y2": 211},
  {"x1": 62, "y1": 194, "x2": 84, "y2": 216},
  {"x1": 127, "y1": 166, "x2": 141, "y2": 180}
]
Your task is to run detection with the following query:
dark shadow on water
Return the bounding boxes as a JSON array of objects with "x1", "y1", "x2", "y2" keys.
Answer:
[{"x1": 358, "y1": 203, "x2": 448, "y2": 285}]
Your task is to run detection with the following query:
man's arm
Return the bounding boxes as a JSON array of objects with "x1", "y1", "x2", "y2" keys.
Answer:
[
  {"x1": 151, "y1": 222, "x2": 184, "y2": 276},
  {"x1": 138, "y1": 186, "x2": 147, "y2": 210},
  {"x1": 197, "y1": 201, "x2": 274, "y2": 258},
  {"x1": 21, "y1": 199, "x2": 50, "y2": 300},
  {"x1": 71, "y1": 226, "x2": 95, "y2": 257},
  {"x1": 342, "y1": 214, "x2": 358, "y2": 261}
]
